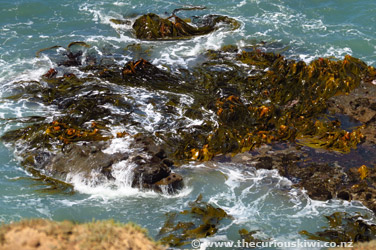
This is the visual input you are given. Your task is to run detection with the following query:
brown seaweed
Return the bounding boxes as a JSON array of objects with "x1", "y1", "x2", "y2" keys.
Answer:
[
  {"x1": 300, "y1": 212, "x2": 376, "y2": 245},
  {"x1": 158, "y1": 194, "x2": 232, "y2": 247},
  {"x1": 132, "y1": 13, "x2": 239, "y2": 40}
]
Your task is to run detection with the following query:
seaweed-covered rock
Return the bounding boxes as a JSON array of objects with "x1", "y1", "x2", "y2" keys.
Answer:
[
  {"x1": 328, "y1": 79, "x2": 376, "y2": 145},
  {"x1": 3, "y1": 41, "x2": 376, "y2": 199},
  {"x1": 132, "y1": 13, "x2": 239, "y2": 40}
]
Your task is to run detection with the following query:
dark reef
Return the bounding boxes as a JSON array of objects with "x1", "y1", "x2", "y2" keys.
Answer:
[{"x1": 2, "y1": 12, "x2": 376, "y2": 246}]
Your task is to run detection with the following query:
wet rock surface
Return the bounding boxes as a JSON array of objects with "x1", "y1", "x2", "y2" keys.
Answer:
[
  {"x1": 229, "y1": 143, "x2": 376, "y2": 212},
  {"x1": 41, "y1": 135, "x2": 183, "y2": 194},
  {"x1": 44, "y1": 142, "x2": 127, "y2": 181},
  {"x1": 2, "y1": 41, "x2": 376, "y2": 207}
]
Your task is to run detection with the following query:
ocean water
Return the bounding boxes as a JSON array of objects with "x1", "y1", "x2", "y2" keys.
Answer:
[{"x1": 1, "y1": 0, "x2": 376, "y2": 249}]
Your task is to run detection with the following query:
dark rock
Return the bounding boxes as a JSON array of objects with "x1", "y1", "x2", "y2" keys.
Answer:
[
  {"x1": 44, "y1": 142, "x2": 127, "y2": 181},
  {"x1": 337, "y1": 190, "x2": 351, "y2": 201},
  {"x1": 60, "y1": 51, "x2": 83, "y2": 67},
  {"x1": 350, "y1": 98, "x2": 370, "y2": 110},
  {"x1": 162, "y1": 158, "x2": 174, "y2": 167},
  {"x1": 43, "y1": 135, "x2": 183, "y2": 193},
  {"x1": 131, "y1": 155, "x2": 171, "y2": 185},
  {"x1": 101, "y1": 166, "x2": 115, "y2": 180},
  {"x1": 255, "y1": 156, "x2": 273, "y2": 170},
  {"x1": 153, "y1": 173, "x2": 184, "y2": 194},
  {"x1": 155, "y1": 149, "x2": 167, "y2": 159},
  {"x1": 34, "y1": 151, "x2": 52, "y2": 169},
  {"x1": 232, "y1": 144, "x2": 376, "y2": 212}
]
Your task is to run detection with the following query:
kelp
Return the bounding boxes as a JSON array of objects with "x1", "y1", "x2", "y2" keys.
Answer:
[
  {"x1": 25, "y1": 167, "x2": 74, "y2": 195},
  {"x1": 8, "y1": 151, "x2": 74, "y2": 194},
  {"x1": 3, "y1": 42, "x2": 376, "y2": 171},
  {"x1": 44, "y1": 120, "x2": 109, "y2": 145},
  {"x1": 109, "y1": 19, "x2": 131, "y2": 25},
  {"x1": 300, "y1": 212, "x2": 376, "y2": 245},
  {"x1": 36, "y1": 42, "x2": 91, "y2": 66},
  {"x1": 158, "y1": 194, "x2": 232, "y2": 247},
  {"x1": 36, "y1": 41, "x2": 90, "y2": 58},
  {"x1": 1, "y1": 119, "x2": 110, "y2": 150},
  {"x1": 173, "y1": 50, "x2": 374, "y2": 160},
  {"x1": 239, "y1": 228, "x2": 264, "y2": 245},
  {"x1": 132, "y1": 13, "x2": 239, "y2": 40},
  {"x1": 358, "y1": 165, "x2": 368, "y2": 180},
  {"x1": 171, "y1": 6, "x2": 207, "y2": 15}
]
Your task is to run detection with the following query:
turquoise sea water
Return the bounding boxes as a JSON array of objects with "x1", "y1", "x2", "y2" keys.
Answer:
[{"x1": 1, "y1": 0, "x2": 376, "y2": 249}]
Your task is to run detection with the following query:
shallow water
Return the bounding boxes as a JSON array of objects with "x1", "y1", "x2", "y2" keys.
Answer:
[{"x1": 1, "y1": 0, "x2": 376, "y2": 249}]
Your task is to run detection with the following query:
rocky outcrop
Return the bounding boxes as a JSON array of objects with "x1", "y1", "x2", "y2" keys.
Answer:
[
  {"x1": 38, "y1": 135, "x2": 183, "y2": 194},
  {"x1": 228, "y1": 143, "x2": 376, "y2": 213},
  {"x1": 127, "y1": 135, "x2": 183, "y2": 193},
  {"x1": 130, "y1": 13, "x2": 239, "y2": 40}
]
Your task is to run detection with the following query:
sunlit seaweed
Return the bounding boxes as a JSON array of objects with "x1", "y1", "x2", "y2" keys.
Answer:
[
  {"x1": 173, "y1": 50, "x2": 373, "y2": 161},
  {"x1": 2, "y1": 42, "x2": 376, "y2": 189},
  {"x1": 158, "y1": 194, "x2": 232, "y2": 247}
]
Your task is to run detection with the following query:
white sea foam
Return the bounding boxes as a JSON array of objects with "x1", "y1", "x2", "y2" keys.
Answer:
[
  {"x1": 324, "y1": 46, "x2": 353, "y2": 58},
  {"x1": 1, "y1": 1, "x2": 376, "y2": 246},
  {"x1": 186, "y1": 161, "x2": 374, "y2": 243},
  {"x1": 237, "y1": 0, "x2": 247, "y2": 8},
  {"x1": 102, "y1": 137, "x2": 132, "y2": 154},
  {"x1": 78, "y1": 2, "x2": 247, "y2": 69},
  {"x1": 113, "y1": 1, "x2": 130, "y2": 7},
  {"x1": 67, "y1": 161, "x2": 192, "y2": 200}
]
